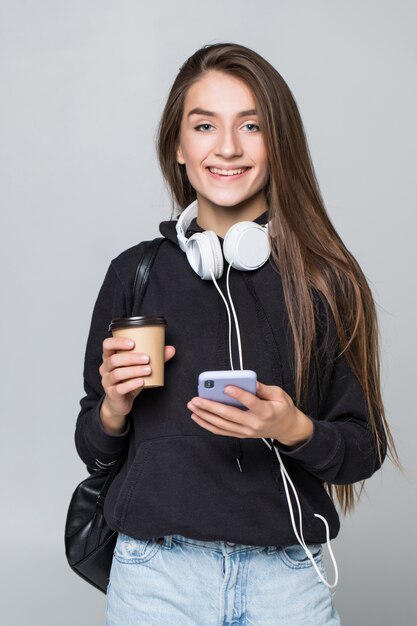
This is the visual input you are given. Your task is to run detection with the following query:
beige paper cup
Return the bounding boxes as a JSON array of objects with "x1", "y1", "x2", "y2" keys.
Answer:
[{"x1": 109, "y1": 316, "x2": 167, "y2": 388}]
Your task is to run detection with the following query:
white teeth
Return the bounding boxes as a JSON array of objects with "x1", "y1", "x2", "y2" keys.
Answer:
[{"x1": 208, "y1": 167, "x2": 248, "y2": 176}]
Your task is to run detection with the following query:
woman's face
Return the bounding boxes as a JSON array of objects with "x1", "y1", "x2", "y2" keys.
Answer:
[{"x1": 176, "y1": 70, "x2": 269, "y2": 212}]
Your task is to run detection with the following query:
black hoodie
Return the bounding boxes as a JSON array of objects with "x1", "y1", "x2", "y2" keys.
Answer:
[{"x1": 75, "y1": 211, "x2": 386, "y2": 546}]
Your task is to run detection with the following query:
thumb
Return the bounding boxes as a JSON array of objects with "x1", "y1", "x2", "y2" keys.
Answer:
[
  {"x1": 164, "y1": 345, "x2": 176, "y2": 362},
  {"x1": 256, "y1": 380, "x2": 281, "y2": 399}
]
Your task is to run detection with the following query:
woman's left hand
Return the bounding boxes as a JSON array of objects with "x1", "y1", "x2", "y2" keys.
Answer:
[{"x1": 187, "y1": 380, "x2": 314, "y2": 448}]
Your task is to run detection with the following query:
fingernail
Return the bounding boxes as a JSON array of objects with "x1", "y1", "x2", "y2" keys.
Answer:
[
  {"x1": 225, "y1": 386, "x2": 235, "y2": 395},
  {"x1": 124, "y1": 339, "x2": 134, "y2": 347}
]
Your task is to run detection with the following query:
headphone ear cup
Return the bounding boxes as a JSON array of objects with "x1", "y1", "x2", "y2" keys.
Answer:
[
  {"x1": 223, "y1": 222, "x2": 271, "y2": 271},
  {"x1": 185, "y1": 231, "x2": 224, "y2": 280},
  {"x1": 203, "y1": 230, "x2": 224, "y2": 279}
]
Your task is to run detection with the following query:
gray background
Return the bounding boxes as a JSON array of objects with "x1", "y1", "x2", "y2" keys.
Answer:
[{"x1": 1, "y1": 1, "x2": 416, "y2": 624}]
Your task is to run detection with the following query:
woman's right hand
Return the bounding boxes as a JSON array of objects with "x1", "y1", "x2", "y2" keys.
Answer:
[{"x1": 99, "y1": 337, "x2": 176, "y2": 434}]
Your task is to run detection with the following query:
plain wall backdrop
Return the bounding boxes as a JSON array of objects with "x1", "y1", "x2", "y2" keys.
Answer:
[{"x1": 1, "y1": 1, "x2": 416, "y2": 624}]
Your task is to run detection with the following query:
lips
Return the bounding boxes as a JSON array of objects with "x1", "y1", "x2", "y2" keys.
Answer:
[
  {"x1": 206, "y1": 166, "x2": 251, "y2": 180},
  {"x1": 208, "y1": 166, "x2": 249, "y2": 175}
]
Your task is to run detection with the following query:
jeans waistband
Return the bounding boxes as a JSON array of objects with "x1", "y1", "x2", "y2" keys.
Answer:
[{"x1": 163, "y1": 533, "x2": 277, "y2": 555}]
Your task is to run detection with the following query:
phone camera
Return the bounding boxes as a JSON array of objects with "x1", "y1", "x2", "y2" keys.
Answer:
[{"x1": 204, "y1": 380, "x2": 215, "y2": 389}]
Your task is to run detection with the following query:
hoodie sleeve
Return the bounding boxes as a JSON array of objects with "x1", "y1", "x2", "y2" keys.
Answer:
[
  {"x1": 75, "y1": 261, "x2": 132, "y2": 470},
  {"x1": 272, "y1": 297, "x2": 387, "y2": 485}
]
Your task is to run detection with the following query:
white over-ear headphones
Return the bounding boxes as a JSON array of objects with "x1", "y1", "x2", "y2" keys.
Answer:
[{"x1": 176, "y1": 199, "x2": 271, "y2": 280}]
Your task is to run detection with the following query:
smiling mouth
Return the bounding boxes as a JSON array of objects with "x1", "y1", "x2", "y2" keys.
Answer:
[{"x1": 207, "y1": 166, "x2": 251, "y2": 178}]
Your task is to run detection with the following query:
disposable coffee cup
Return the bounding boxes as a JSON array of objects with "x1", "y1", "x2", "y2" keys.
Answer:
[{"x1": 109, "y1": 316, "x2": 167, "y2": 388}]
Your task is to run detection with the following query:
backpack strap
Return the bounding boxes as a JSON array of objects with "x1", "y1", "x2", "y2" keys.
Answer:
[
  {"x1": 131, "y1": 237, "x2": 166, "y2": 316},
  {"x1": 90, "y1": 236, "x2": 166, "y2": 476}
]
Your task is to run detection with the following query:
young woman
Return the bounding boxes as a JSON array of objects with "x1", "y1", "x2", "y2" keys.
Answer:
[{"x1": 75, "y1": 42, "x2": 397, "y2": 625}]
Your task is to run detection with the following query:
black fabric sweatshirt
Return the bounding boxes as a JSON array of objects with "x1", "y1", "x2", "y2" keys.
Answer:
[{"x1": 75, "y1": 210, "x2": 386, "y2": 547}]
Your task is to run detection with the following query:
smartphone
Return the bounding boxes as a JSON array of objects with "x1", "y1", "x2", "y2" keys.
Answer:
[{"x1": 198, "y1": 370, "x2": 257, "y2": 410}]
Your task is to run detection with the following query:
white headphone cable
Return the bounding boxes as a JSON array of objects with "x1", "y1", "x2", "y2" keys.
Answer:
[
  {"x1": 211, "y1": 264, "x2": 338, "y2": 587},
  {"x1": 209, "y1": 267, "x2": 235, "y2": 371},
  {"x1": 262, "y1": 438, "x2": 339, "y2": 589},
  {"x1": 226, "y1": 261, "x2": 244, "y2": 371},
  {"x1": 209, "y1": 262, "x2": 244, "y2": 372}
]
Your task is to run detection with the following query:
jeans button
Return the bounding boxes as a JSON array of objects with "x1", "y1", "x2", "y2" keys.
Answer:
[{"x1": 156, "y1": 537, "x2": 164, "y2": 544}]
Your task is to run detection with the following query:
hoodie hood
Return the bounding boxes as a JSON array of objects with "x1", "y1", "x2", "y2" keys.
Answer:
[{"x1": 159, "y1": 209, "x2": 270, "y2": 247}]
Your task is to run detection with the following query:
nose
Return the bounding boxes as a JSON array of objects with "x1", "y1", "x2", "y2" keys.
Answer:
[{"x1": 214, "y1": 128, "x2": 243, "y2": 159}]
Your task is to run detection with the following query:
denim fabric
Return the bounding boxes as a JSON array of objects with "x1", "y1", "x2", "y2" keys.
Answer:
[{"x1": 105, "y1": 532, "x2": 340, "y2": 625}]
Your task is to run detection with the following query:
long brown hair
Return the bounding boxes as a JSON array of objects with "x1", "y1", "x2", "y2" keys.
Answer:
[{"x1": 156, "y1": 42, "x2": 399, "y2": 513}]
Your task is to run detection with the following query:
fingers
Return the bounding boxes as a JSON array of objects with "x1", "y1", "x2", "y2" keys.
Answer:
[
  {"x1": 102, "y1": 337, "x2": 135, "y2": 359},
  {"x1": 188, "y1": 396, "x2": 252, "y2": 425},
  {"x1": 187, "y1": 382, "x2": 292, "y2": 441},
  {"x1": 187, "y1": 396, "x2": 254, "y2": 437},
  {"x1": 106, "y1": 363, "x2": 151, "y2": 386},
  {"x1": 190, "y1": 409, "x2": 248, "y2": 438},
  {"x1": 103, "y1": 338, "x2": 176, "y2": 363},
  {"x1": 187, "y1": 383, "x2": 276, "y2": 425},
  {"x1": 100, "y1": 339, "x2": 176, "y2": 388},
  {"x1": 104, "y1": 350, "x2": 149, "y2": 370},
  {"x1": 100, "y1": 338, "x2": 149, "y2": 396},
  {"x1": 111, "y1": 376, "x2": 145, "y2": 397}
]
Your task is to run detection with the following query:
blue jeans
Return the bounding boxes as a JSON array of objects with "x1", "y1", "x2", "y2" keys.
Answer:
[{"x1": 105, "y1": 532, "x2": 340, "y2": 625}]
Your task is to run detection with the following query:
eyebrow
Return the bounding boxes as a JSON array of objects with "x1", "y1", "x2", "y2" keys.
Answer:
[{"x1": 187, "y1": 107, "x2": 258, "y2": 119}]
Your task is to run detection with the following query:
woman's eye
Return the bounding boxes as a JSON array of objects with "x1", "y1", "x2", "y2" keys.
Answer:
[
  {"x1": 194, "y1": 123, "x2": 260, "y2": 132},
  {"x1": 195, "y1": 123, "x2": 214, "y2": 132},
  {"x1": 243, "y1": 123, "x2": 260, "y2": 132}
]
